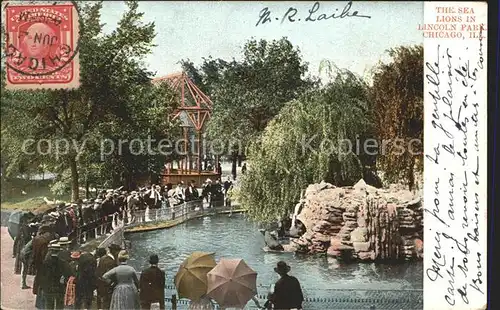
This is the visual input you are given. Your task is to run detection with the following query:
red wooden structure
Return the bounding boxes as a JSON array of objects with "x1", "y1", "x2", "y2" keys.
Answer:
[{"x1": 153, "y1": 72, "x2": 219, "y2": 185}]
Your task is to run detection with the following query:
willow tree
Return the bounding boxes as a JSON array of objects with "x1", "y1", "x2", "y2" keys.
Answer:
[
  {"x1": 181, "y1": 38, "x2": 316, "y2": 178},
  {"x1": 371, "y1": 46, "x2": 423, "y2": 190},
  {"x1": 239, "y1": 68, "x2": 373, "y2": 222}
]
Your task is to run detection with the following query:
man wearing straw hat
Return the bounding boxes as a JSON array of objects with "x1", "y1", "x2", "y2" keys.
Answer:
[
  {"x1": 267, "y1": 261, "x2": 304, "y2": 310},
  {"x1": 40, "y1": 243, "x2": 72, "y2": 310},
  {"x1": 58, "y1": 237, "x2": 72, "y2": 262}
]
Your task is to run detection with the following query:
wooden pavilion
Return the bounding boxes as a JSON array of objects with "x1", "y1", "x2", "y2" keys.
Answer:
[{"x1": 153, "y1": 72, "x2": 219, "y2": 186}]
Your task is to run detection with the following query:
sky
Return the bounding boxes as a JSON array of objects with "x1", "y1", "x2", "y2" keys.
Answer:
[{"x1": 100, "y1": 1, "x2": 424, "y2": 80}]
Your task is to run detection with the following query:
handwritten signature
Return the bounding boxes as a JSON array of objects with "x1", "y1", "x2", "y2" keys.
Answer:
[{"x1": 256, "y1": 1, "x2": 371, "y2": 27}]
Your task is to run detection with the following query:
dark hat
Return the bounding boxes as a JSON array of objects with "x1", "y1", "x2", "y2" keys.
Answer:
[
  {"x1": 38, "y1": 224, "x2": 52, "y2": 234},
  {"x1": 274, "y1": 261, "x2": 291, "y2": 275},
  {"x1": 41, "y1": 214, "x2": 53, "y2": 222},
  {"x1": 149, "y1": 254, "x2": 159, "y2": 265},
  {"x1": 96, "y1": 247, "x2": 107, "y2": 257},
  {"x1": 108, "y1": 243, "x2": 122, "y2": 251}
]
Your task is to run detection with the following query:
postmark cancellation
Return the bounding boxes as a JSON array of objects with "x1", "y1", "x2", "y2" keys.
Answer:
[{"x1": 3, "y1": 1, "x2": 80, "y2": 90}]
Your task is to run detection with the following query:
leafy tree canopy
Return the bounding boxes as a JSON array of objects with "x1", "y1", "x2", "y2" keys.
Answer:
[
  {"x1": 1, "y1": 0, "x2": 179, "y2": 200},
  {"x1": 181, "y1": 37, "x2": 317, "y2": 152},
  {"x1": 371, "y1": 45, "x2": 423, "y2": 190}
]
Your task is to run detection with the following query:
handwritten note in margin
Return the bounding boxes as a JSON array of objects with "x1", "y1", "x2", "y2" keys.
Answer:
[{"x1": 423, "y1": 2, "x2": 488, "y2": 310}]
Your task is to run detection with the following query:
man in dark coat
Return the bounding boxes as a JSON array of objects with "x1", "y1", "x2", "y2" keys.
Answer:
[
  {"x1": 202, "y1": 179, "x2": 212, "y2": 207},
  {"x1": 95, "y1": 243, "x2": 121, "y2": 309},
  {"x1": 93, "y1": 247, "x2": 108, "y2": 308},
  {"x1": 32, "y1": 226, "x2": 54, "y2": 295},
  {"x1": 267, "y1": 261, "x2": 304, "y2": 310},
  {"x1": 223, "y1": 177, "x2": 233, "y2": 207},
  {"x1": 139, "y1": 254, "x2": 166, "y2": 309},
  {"x1": 40, "y1": 243, "x2": 72, "y2": 310},
  {"x1": 101, "y1": 194, "x2": 115, "y2": 234},
  {"x1": 75, "y1": 251, "x2": 97, "y2": 309}
]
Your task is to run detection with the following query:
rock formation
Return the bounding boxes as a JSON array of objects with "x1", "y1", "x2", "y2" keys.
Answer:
[{"x1": 289, "y1": 180, "x2": 423, "y2": 261}]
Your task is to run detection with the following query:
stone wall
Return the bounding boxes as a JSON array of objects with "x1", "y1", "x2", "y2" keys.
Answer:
[{"x1": 290, "y1": 180, "x2": 423, "y2": 261}]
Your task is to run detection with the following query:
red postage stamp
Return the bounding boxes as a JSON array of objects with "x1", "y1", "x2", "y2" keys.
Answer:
[{"x1": 3, "y1": 2, "x2": 80, "y2": 89}]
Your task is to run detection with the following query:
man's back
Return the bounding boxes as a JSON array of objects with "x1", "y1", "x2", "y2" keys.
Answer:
[
  {"x1": 40, "y1": 255, "x2": 70, "y2": 293},
  {"x1": 32, "y1": 233, "x2": 50, "y2": 270},
  {"x1": 223, "y1": 181, "x2": 232, "y2": 192},
  {"x1": 96, "y1": 255, "x2": 116, "y2": 276},
  {"x1": 273, "y1": 275, "x2": 304, "y2": 309},
  {"x1": 139, "y1": 266, "x2": 165, "y2": 302}
]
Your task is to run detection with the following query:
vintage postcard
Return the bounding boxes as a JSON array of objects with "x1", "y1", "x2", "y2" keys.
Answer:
[{"x1": 0, "y1": 1, "x2": 489, "y2": 310}]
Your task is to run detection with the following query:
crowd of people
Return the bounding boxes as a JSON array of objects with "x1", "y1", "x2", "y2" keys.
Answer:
[
  {"x1": 13, "y1": 215, "x2": 304, "y2": 310},
  {"x1": 14, "y1": 231, "x2": 167, "y2": 310},
  {"x1": 11, "y1": 178, "x2": 236, "y2": 293},
  {"x1": 13, "y1": 178, "x2": 235, "y2": 255},
  {"x1": 9, "y1": 175, "x2": 308, "y2": 309}
]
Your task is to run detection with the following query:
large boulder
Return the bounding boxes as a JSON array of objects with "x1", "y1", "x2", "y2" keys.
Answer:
[{"x1": 293, "y1": 179, "x2": 423, "y2": 261}]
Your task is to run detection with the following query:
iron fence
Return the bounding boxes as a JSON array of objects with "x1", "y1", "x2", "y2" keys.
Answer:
[
  {"x1": 132, "y1": 275, "x2": 423, "y2": 309},
  {"x1": 68, "y1": 197, "x2": 234, "y2": 250},
  {"x1": 124, "y1": 198, "x2": 236, "y2": 230},
  {"x1": 79, "y1": 201, "x2": 422, "y2": 309}
]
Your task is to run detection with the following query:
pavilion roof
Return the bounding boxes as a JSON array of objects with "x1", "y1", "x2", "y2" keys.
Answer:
[
  {"x1": 153, "y1": 72, "x2": 213, "y2": 131},
  {"x1": 152, "y1": 71, "x2": 213, "y2": 110}
]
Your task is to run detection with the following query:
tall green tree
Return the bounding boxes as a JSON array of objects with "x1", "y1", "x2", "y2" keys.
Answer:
[
  {"x1": 1, "y1": 1, "x2": 178, "y2": 200},
  {"x1": 181, "y1": 38, "x2": 316, "y2": 178},
  {"x1": 239, "y1": 68, "x2": 373, "y2": 222},
  {"x1": 370, "y1": 45, "x2": 423, "y2": 190}
]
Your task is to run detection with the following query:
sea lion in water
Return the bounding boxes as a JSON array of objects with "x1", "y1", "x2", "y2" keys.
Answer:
[{"x1": 264, "y1": 230, "x2": 284, "y2": 251}]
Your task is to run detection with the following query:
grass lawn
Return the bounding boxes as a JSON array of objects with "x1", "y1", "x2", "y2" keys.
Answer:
[{"x1": 1, "y1": 178, "x2": 70, "y2": 212}]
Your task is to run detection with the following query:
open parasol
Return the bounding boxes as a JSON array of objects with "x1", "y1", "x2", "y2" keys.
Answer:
[
  {"x1": 206, "y1": 258, "x2": 257, "y2": 308},
  {"x1": 174, "y1": 251, "x2": 217, "y2": 301}
]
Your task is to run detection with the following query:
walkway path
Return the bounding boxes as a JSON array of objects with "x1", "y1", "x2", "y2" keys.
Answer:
[{"x1": 1, "y1": 227, "x2": 36, "y2": 310}]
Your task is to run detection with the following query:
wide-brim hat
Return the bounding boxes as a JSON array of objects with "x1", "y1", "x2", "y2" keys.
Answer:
[
  {"x1": 274, "y1": 261, "x2": 291, "y2": 274},
  {"x1": 59, "y1": 237, "x2": 71, "y2": 245},
  {"x1": 49, "y1": 243, "x2": 61, "y2": 250},
  {"x1": 108, "y1": 243, "x2": 122, "y2": 251},
  {"x1": 38, "y1": 224, "x2": 52, "y2": 234},
  {"x1": 41, "y1": 214, "x2": 54, "y2": 222}
]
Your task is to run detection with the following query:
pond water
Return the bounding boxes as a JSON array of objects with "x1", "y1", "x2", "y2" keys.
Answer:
[{"x1": 126, "y1": 213, "x2": 423, "y2": 293}]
